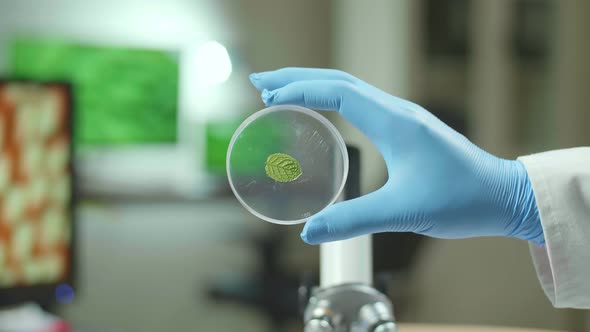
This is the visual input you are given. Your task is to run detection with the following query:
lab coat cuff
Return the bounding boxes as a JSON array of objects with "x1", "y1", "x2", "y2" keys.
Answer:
[
  {"x1": 519, "y1": 148, "x2": 590, "y2": 309},
  {"x1": 519, "y1": 154, "x2": 559, "y2": 306}
]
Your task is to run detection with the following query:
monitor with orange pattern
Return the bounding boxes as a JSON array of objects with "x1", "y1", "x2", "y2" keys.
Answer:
[{"x1": 0, "y1": 81, "x2": 72, "y2": 290}]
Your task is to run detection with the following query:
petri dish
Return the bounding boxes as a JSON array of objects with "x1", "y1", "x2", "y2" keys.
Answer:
[{"x1": 227, "y1": 105, "x2": 348, "y2": 225}]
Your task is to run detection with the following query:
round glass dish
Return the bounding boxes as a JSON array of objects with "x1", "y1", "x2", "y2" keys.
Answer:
[{"x1": 227, "y1": 105, "x2": 348, "y2": 225}]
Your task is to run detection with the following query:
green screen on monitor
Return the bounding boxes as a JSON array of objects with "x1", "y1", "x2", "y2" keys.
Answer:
[{"x1": 10, "y1": 38, "x2": 179, "y2": 145}]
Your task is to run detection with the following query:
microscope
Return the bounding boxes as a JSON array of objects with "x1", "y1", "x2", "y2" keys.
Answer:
[{"x1": 212, "y1": 145, "x2": 399, "y2": 331}]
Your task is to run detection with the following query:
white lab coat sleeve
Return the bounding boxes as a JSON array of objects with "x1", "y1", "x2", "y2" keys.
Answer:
[{"x1": 518, "y1": 147, "x2": 590, "y2": 309}]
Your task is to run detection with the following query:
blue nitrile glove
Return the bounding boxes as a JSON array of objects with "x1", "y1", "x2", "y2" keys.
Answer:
[{"x1": 249, "y1": 68, "x2": 545, "y2": 246}]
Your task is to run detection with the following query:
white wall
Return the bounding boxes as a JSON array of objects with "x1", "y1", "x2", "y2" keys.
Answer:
[
  {"x1": 552, "y1": 0, "x2": 590, "y2": 148},
  {"x1": 331, "y1": 0, "x2": 411, "y2": 194},
  {"x1": 468, "y1": 0, "x2": 519, "y2": 157}
]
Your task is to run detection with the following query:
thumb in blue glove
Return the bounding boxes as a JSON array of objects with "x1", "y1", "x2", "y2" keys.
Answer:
[{"x1": 249, "y1": 68, "x2": 545, "y2": 246}]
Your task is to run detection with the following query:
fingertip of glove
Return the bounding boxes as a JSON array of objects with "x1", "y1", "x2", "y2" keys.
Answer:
[
  {"x1": 300, "y1": 229, "x2": 311, "y2": 244},
  {"x1": 300, "y1": 217, "x2": 327, "y2": 245},
  {"x1": 300, "y1": 220, "x2": 316, "y2": 245},
  {"x1": 249, "y1": 72, "x2": 264, "y2": 90},
  {"x1": 261, "y1": 89, "x2": 275, "y2": 105},
  {"x1": 249, "y1": 72, "x2": 259, "y2": 83}
]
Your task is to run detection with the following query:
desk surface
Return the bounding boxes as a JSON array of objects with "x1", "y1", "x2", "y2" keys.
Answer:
[{"x1": 399, "y1": 324, "x2": 563, "y2": 332}]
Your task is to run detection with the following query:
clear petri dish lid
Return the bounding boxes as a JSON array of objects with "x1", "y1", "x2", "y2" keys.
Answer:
[{"x1": 227, "y1": 105, "x2": 349, "y2": 225}]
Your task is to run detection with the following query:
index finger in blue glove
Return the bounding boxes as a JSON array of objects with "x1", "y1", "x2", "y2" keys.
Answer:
[
  {"x1": 262, "y1": 80, "x2": 419, "y2": 153},
  {"x1": 249, "y1": 67, "x2": 358, "y2": 91},
  {"x1": 251, "y1": 68, "x2": 424, "y2": 114}
]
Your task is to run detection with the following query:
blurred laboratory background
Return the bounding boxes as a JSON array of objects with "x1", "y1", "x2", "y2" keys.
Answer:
[{"x1": 0, "y1": 0, "x2": 588, "y2": 331}]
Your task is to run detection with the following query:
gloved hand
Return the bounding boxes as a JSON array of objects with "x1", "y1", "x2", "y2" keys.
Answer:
[{"x1": 249, "y1": 68, "x2": 545, "y2": 246}]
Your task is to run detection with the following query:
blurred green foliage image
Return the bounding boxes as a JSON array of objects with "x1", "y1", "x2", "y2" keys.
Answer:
[{"x1": 10, "y1": 38, "x2": 179, "y2": 145}]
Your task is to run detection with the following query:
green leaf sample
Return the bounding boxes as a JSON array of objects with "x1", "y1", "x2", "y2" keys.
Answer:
[{"x1": 265, "y1": 153, "x2": 302, "y2": 182}]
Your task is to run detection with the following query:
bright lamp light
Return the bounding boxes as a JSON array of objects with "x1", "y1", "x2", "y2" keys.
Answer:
[{"x1": 194, "y1": 41, "x2": 232, "y2": 86}]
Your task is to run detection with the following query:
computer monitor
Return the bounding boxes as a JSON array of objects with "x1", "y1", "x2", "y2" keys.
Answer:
[
  {"x1": 0, "y1": 80, "x2": 75, "y2": 307},
  {"x1": 10, "y1": 38, "x2": 179, "y2": 146},
  {"x1": 9, "y1": 38, "x2": 183, "y2": 197}
]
